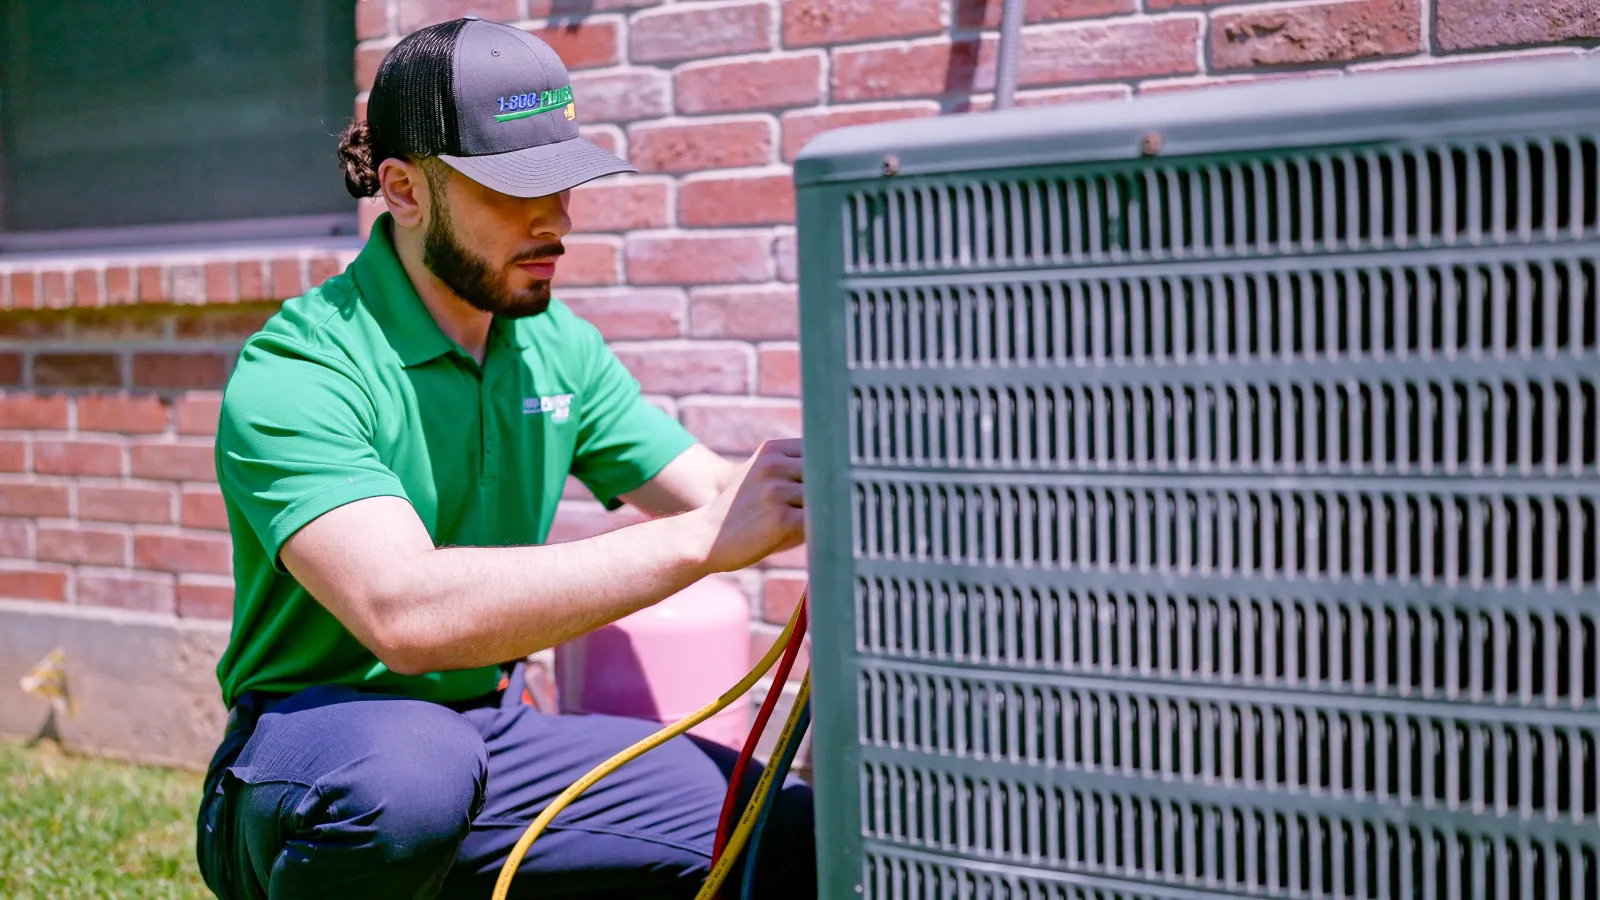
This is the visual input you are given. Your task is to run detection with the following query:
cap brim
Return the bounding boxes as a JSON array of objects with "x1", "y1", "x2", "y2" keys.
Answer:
[{"x1": 437, "y1": 136, "x2": 636, "y2": 198}]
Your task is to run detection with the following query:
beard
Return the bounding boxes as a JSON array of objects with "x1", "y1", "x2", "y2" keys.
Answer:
[{"x1": 421, "y1": 196, "x2": 560, "y2": 319}]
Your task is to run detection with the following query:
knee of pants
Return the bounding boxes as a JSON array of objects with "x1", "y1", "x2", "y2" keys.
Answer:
[{"x1": 247, "y1": 699, "x2": 489, "y2": 873}]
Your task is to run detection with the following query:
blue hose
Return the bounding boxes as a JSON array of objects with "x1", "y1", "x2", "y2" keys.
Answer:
[{"x1": 737, "y1": 697, "x2": 812, "y2": 900}]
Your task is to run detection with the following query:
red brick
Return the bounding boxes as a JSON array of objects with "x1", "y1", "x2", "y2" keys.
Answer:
[
  {"x1": 308, "y1": 254, "x2": 341, "y2": 287},
  {"x1": 571, "y1": 70, "x2": 671, "y2": 124},
  {"x1": 78, "y1": 485, "x2": 173, "y2": 525},
  {"x1": 1139, "y1": 70, "x2": 1341, "y2": 94},
  {"x1": 33, "y1": 440, "x2": 123, "y2": 478},
  {"x1": 357, "y1": 0, "x2": 389, "y2": 39},
  {"x1": 0, "y1": 394, "x2": 69, "y2": 430},
  {"x1": 750, "y1": 630, "x2": 810, "y2": 681},
  {"x1": 581, "y1": 126, "x2": 624, "y2": 156},
  {"x1": 0, "y1": 519, "x2": 30, "y2": 557},
  {"x1": 130, "y1": 442, "x2": 216, "y2": 482},
  {"x1": 631, "y1": 1, "x2": 770, "y2": 64},
  {"x1": 559, "y1": 289, "x2": 685, "y2": 340},
  {"x1": 681, "y1": 398, "x2": 802, "y2": 454},
  {"x1": 1018, "y1": 84, "x2": 1134, "y2": 105},
  {"x1": 679, "y1": 172, "x2": 795, "y2": 227},
  {"x1": 528, "y1": 0, "x2": 662, "y2": 12},
  {"x1": 181, "y1": 486, "x2": 229, "y2": 531},
  {"x1": 356, "y1": 43, "x2": 389, "y2": 92},
  {"x1": 626, "y1": 234, "x2": 772, "y2": 285},
  {"x1": 761, "y1": 571, "x2": 809, "y2": 624},
  {"x1": 612, "y1": 344, "x2": 751, "y2": 395},
  {"x1": 956, "y1": 0, "x2": 1136, "y2": 27},
  {"x1": 675, "y1": 53, "x2": 825, "y2": 115},
  {"x1": 569, "y1": 179, "x2": 671, "y2": 232},
  {"x1": 551, "y1": 237, "x2": 621, "y2": 287},
  {"x1": 37, "y1": 526, "x2": 125, "y2": 567},
  {"x1": 105, "y1": 267, "x2": 135, "y2": 305},
  {"x1": 134, "y1": 532, "x2": 232, "y2": 575},
  {"x1": 79, "y1": 572, "x2": 176, "y2": 613},
  {"x1": 544, "y1": 500, "x2": 650, "y2": 543},
  {"x1": 784, "y1": 0, "x2": 942, "y2": 47},
  {"x1": 1213, "y1": 0, "x2": 1420, "y2": 70},
  {"x1": 177, "y1": 575, "x2": 234, "y2": 619},
  {"x1": 400, "y1": 0, "x2": 516, "y2": 31},
  {"x1": 175, "y1": 392, "x2": 223, "y2": 436},
  {"x1": 1016, "y1": 17, "x2": 1202, "y2": 85},
  {"x1": 77, "y1": 394, "x2": 170, "y2": 434},
  {"x1": 34, "y1": 353, "x2": 122, "y2": 389},
  {"x1": 0, "y1": 568, "x2": 67, "y2": 602},
  {"x1": 628, "y1": 119, "x2": 774, "y2": 174},
  {"x1": 0, "y1": 354, "x2": 20, "y2": 387},
  {"x1": 237, "y1": 261, "x2": 268, "y2": 303},
  {"x1": 964, "y1": 84, "x2": 1133, "y2": 111},
  {"x1": 173, "y1": 306, "x2": 276, "y2": 340},
  {"x1": 775, "y1": 229, "x2": 798, "y2": 282},
  {"x1": 204, "y1": 262, "x2": 236, "y2": 303},
  {"x1": 137, "y1": 265, "x2": 165, "y2": 303},
  {"x1": 523, "y1": 19, "x2": 621, "y2": 70},
  {"x1": 40, "y1": 271, "x2": 68, "y2": 309},
  {"x1": 270, "y1": 258, "x2": 305, "y2": 299},
  {"x1": 1436, "y1": 0, "x2": 1599, "y2": 52},
  {"x1": 131, "y1": 352, "x2": 233, "y2": 391},
  {"x1": 758, "y1": 344, "x2": 800, "y2": 397},
  {"x1": 72, "y1": 269, "x2": 101, "y2": 307},
  {"x1": 8, "y1": 273, "x2": 37, "y2": 310},
  {"x1": 0, "y1": 484, "x2": 69, "y2": 518},
  {"x1": 780, "y1": 103, "x2": 939, "y2": 162},
  {"x1": 0, "y1": 440, "x2": 25, "y2": 473},
  {"x1": 834, "y1": 37, "x2": 996, "y2": 102}
]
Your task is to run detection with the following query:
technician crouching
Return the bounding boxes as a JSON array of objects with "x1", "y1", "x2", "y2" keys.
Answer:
[{"x1": 193, "y1": 18, "x2": 814, "y2": 899}]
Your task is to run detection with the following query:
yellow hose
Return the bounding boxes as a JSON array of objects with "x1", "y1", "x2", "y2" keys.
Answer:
[
  {"x1": 491, "y1": 600, "x2": 806, "y2": 900},
  {"x1": 693, "y1": 671, "x2": 811, "y2": 900}
]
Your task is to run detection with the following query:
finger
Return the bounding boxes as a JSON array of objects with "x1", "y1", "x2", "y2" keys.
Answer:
[
  {"x1": 764, "y1": 454, "x2": 804, "y2": 482},
  {"x1": 771, "y1": 481, "x2": 805, "y2": 507}
]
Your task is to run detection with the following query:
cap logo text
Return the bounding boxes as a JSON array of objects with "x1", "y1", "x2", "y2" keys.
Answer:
[{"x1": 494, "y1": 84, "x2": 574, "y2": 123}]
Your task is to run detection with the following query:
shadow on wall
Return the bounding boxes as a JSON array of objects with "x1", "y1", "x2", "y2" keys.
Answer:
[{"x1": 944, "y1": 0, "x2": 1003, "y2": 113}]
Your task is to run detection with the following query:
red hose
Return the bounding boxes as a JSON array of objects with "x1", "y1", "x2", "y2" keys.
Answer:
[{"x1": 711, "y1": 596, "x2": 808, "y2": 863}]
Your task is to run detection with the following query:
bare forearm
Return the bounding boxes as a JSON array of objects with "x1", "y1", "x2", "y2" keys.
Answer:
[{"x1": 368, "y1": 512, "x2": 713, "y2": 674}]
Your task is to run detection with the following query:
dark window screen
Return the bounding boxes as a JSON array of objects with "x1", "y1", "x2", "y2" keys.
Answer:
[{"x1": 0, "y1": 1, "x2": 356, "y2": 234}]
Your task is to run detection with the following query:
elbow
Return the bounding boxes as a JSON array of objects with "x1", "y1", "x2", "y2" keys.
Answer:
[
  {"x1": 367, "y1": 619, "x2": 438, "y2": 677},
  {"x1": 355, "y1": 579, "x2": 440, "y2": 677}
]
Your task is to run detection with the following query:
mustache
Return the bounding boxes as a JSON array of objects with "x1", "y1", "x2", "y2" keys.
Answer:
[{"x1": 509, "y1": 244, "x2": 565, "y2": 266}]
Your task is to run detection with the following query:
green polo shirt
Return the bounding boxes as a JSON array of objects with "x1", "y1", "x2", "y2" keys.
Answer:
[{"x1": 212, "y1": 213, "x2": 696, "y2": 709}]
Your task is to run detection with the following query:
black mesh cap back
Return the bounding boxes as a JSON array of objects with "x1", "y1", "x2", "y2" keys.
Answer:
[{"x1": 367, "y1": 19, "x2": 469, "y2": 163}]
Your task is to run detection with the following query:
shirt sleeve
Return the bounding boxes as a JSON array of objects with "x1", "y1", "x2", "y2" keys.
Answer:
[
  {"x1": 216, "y1": 334, "x2": 412, "y2": 572},
  {"x1": 567, "y1": 319, "x2": 698, "y2": 510}
]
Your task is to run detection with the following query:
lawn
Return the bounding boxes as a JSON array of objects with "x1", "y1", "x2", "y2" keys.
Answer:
[{"x1": 0, "y1": 739, "x2": 210, "y2": 898}]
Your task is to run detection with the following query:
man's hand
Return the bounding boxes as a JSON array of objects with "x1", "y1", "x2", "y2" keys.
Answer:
[{"x1": 683, "y1": 438, "x2": 805, "y2": 574}]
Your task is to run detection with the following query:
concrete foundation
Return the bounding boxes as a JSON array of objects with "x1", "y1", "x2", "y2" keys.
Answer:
[{"x1": 0, "y1": 600, "x2": 230, "y2": 770}]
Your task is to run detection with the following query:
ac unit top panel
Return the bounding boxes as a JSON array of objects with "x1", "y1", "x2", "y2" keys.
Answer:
[{"x1": 794, "y1": 55, "x2": 1600, "y2": 188}]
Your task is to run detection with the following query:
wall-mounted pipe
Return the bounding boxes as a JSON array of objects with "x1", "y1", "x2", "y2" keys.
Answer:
[{"x1": 993, "y1": 0, "x2": 1025, "y2": 110}]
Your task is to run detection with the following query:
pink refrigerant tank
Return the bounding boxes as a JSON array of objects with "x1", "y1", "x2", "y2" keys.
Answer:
[{"x1": 553, "y1": 575, "x2": 752, "y2": 748}]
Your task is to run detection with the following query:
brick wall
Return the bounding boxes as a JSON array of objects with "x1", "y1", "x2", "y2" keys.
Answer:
[{"x1": 1, "y1": 0, "x2": 1595, "y2": 767}]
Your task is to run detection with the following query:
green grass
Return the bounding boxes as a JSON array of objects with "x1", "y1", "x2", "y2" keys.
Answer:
[{"x1": 0, "y1": 739, "x2": 210, "y2": 899}]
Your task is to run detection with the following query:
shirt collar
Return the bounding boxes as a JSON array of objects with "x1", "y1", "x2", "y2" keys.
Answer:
[{"x1": 350, "y1": 212, "x2": 461, "y2": 368}]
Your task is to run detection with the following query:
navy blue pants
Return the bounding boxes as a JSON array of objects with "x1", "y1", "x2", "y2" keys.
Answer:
[{"x1": 193, "y1": 665, "x2": 816, "y2": 899}]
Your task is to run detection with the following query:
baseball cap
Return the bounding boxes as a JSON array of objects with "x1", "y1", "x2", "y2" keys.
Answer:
[{"x1": 365, "y1": 16, "x2": 635, "y2": 197}]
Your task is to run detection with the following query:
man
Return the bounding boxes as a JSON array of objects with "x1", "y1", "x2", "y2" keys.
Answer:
[{"x1": 193, "y1": 17, "x2": 814, "y2": 900}]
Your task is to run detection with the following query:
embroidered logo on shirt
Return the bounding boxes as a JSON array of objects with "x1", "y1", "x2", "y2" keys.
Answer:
[{"x1": 524, "y1": 393, "x2": 575, "y2": 423}]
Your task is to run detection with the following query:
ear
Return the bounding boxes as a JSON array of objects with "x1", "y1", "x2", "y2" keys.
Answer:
[{"x1": 378, "y1": 158, "x2": 429, "y2": 229}]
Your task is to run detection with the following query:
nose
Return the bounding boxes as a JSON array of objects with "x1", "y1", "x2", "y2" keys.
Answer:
[{"x1": 531, "y1": 190, "x2": 572, "y2": 242}]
